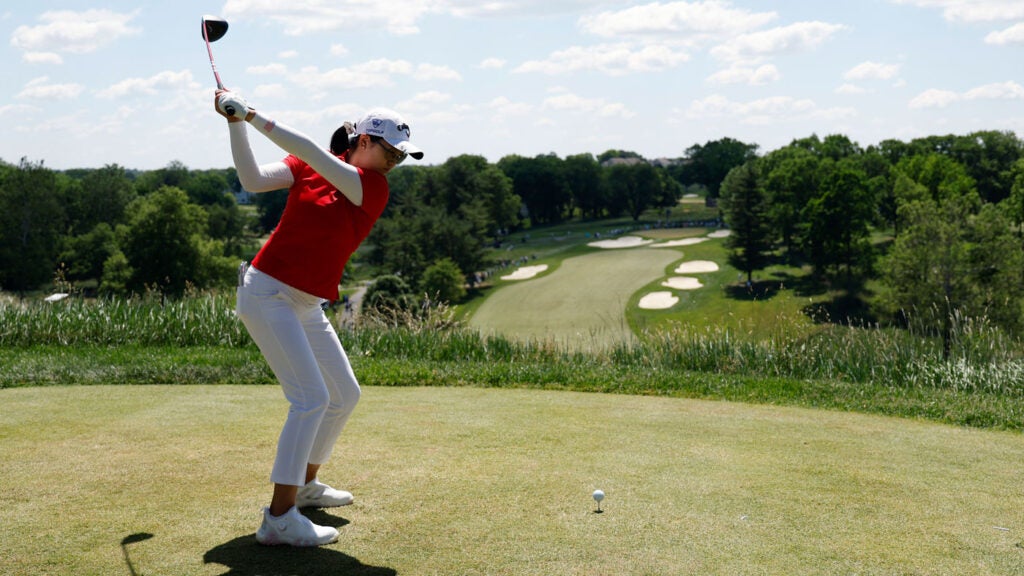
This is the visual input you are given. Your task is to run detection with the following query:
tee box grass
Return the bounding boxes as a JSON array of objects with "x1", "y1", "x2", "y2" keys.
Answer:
[{"x1": 2, "y1": 385, "x2": 1022, "y2": 575}]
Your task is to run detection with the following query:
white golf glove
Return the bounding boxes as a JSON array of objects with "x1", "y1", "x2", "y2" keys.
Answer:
[{"x1": 216, "y1": 91, "x2": 252, "y2": 121}]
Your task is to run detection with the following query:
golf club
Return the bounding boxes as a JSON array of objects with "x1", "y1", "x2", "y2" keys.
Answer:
[{"x1": 201, "y1": 15, "x2": 234, "y2": 115}]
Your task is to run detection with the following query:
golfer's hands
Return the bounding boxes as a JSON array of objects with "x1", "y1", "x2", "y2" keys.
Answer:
[{"x1": 215, "y1": 90, "x2": 254, "y2": 123}]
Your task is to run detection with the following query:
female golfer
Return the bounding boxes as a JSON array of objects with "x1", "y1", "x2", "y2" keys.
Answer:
[{"x1": 214, "y1": 90, "x2": 422, "y2": 547}]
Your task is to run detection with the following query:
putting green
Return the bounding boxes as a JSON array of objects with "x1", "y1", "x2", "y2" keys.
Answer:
[
  {"x1": 469, "y1": 248, "x2": 681, "y2": 349},
  {"x1": 2, "y1": 385, "x2": 1022, "y2": 575}
]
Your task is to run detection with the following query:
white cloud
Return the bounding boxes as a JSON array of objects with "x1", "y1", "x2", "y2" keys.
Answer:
[
  {"x1": 710, "y1": 21, "x2": 846, "y2": 63},
  {"x1": 279, "y1": 50, "x2": 299, "y2": 59},
  {"x1": 688, "y1": 94, "x2": 854, "y2": 124},
  {"x1": 479, "y1": 58, "x2": 506, "y2": 69},
  {"x1": 414, "y1": 63, "x2": 463, "y2": 81},
  {"x1": 836, "y1": 83, "x2": 867, "y2": 95},
  {"x1": 889, "y1": 0, "x2": 1024, "y2": 23},
  {"x1": 515, "y1": 43, "x2": 689, "y2": 75},
  {"x1": 707, "y1": 63, "x2": 780, "y2": 85},
  {"x1": 488, "y1": 96, "x2": 533, "y2": 117},
  {"x1": 0, "y1": 103, "x2": 38, "y2": 118},
  {"x1": 22, "y1": 52, "x2": 63, "y2": 64},
  {"x1": 542, "y1": 92, "x2": 634, "y2": 118},
  {"x1": 909, "y1": 81, "x2": 1024, "y2": 108},
  {"x1": 844, "y1": 61, "x2": 901, "y2": 80},
  {"x1": 330, "y1": 44, "x2": 349, "y2": 57},
  {"x1": 96, "y1": 70, "x2": 197, "y2": 99},
  {"x1": 985, "y1": 21, "x2": 1024, "y2": 44},
  {"x1": 10, "y1": 9, "x2": 141, "y2": 56},
  {"x1": 253, "y1": 84, "x2": 288, "y2": 99},
  {"x1": 248, "y1": 63, "x2": 289, "y2": 75},
  {"x1": 964, "y1": 80, "x2": 1024, "y2": 100},
  {"x1": 398, "y1": 90, "x2": 452, "y2": 112},
  {"x1": 442, "y1": 0, "x2": 602, "y2": 18},
  {"x1": 908, "y1": 88, "x2": 961, "y2": 108},
  {"x1": 579, "y1": 0, "x2": 777, "y2": 44},
  {"x1": 16, "y1": 77, "x2": 84, "y2": 100},
  {"x1": 222, "y1": 0, "x2": 435, "y2": 35},
  {"x1": 300, "y1": 59, "x2": 415, "y2": 91}
]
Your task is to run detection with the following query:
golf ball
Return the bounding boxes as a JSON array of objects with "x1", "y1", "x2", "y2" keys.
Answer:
[{"x1": 592, "y1": 489, "x2": 605, "y2": 502}]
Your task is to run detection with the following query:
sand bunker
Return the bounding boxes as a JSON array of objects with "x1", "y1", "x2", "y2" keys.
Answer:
[
  {"x1": 707, "y1": 230, "x2": 731, "y2": 238},
  {"x1": 650, "y1": 238, "x2": 708, "y2": 248},
  {"x1": 638, "y1": 291, "x2": 679, "y2": 309},
  {"x1": 500, "y1": 264, "x2": 548, "y2": 281},
  {"x1": 588, "y1": 236, "x2": 653, "y2": 249},
  {"x1": 662, "y1": 277, "x2": 703, "y2": 290},
  {"x1": 674, "y1": 260, "x2": 719, "y2": 274}
]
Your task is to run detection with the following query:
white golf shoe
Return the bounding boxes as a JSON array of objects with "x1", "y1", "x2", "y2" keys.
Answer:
[
  {"x1": 296, "y1": 479, "x2": 354, "y2": 508},
  {"x1": 255, "y1": 506, "x2": 339, "y2": 547}
]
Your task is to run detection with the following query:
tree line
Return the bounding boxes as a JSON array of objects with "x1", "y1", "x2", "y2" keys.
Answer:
[
  {"x1": 0, "y1": 160, "x2": 245, "y2": 296},
  {"x1": 0, "y1": 148, "x2": 688, "y2": 298},
  {"x1": 717, "y1": 131, "x2": 1024, "y2": 353},
  {"x1": 2, "y1": 129, "x2": 1022, "y2": 347}
]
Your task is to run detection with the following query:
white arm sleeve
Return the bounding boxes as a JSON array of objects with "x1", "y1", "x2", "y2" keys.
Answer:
[
  {"x1": 228, "y1": 122, "x2": 293, "y2": 192},
  {"x1": 247, "y1": 111, "x2": 364, "y2": 206}
]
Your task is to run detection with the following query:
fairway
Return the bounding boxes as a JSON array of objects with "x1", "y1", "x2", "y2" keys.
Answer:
[
  {"x1": 2, "y1": 385, "x2": 1023, "y2": 575},
  {"x1": 469, "y1": 247, "x2": 681, "y2": 350}
]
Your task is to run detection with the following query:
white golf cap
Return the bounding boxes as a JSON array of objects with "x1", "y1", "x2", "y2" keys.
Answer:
[{"x1": 354, "y1": 108, "x2": 424, "y2": 160}]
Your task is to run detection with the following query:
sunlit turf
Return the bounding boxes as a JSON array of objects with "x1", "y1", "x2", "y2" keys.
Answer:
[{"x1": 3, "y1": 385, "x2": 1022, "y2": 575}]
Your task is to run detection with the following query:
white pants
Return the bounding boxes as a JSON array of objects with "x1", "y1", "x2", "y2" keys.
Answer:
[{"x1": 236, "y1": 265, "x2": 361, "y2": 487}]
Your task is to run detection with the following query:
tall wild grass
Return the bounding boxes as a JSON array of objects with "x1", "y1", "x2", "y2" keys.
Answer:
[{"x1": 2, "y1": 292, "x2": 1021, "y2": 396}]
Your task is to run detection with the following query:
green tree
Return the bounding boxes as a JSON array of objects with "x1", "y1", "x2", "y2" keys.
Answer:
[
  {"x1": 597, "y1": 149, "x2": 644, "y2": 163},
  {"x1": 894, "y1": 154, "x2": 977, "y2": 207},
  {"x1": 603, "y1": 162, "x2": 660, "y2": 221},
  {"x1": 133, "y1": 160, "x2": 191, "y2": 195},
  {"x1": 653, "y1": 167, "x2": 684, "y2": 212},
  {"x1": 362, "y1": 274, "x2": 415, "y2": 318},
  {"x1": 720, "y1": 162, "x2": 774, "y2": 284},
  {"x1": 892, "y1": 154, "x2": 980, "y2": 236},
  {"x1": 498, "y1": 154, "x2": 572, "y2": 225},
  {"x1": 881, "y1": 196, "x2": 1023, "y2": 355},
  {"x1": 184, "y1": 170, "x2": 233, "y2": 207},
  {"x1": 801, "y1": 159, "x2": 875, "y2": 281},
  {"x1": 948, "y1": 130, "x2": 1023, "y2": 204},
  {"x1": 564, "y1": 154, "x2": 604, "y2": 219},
  {"x1": 205, "y1": 201, "x2": 246, "y2": 256},
  {"x1": 121, "y1": 186, "x2": 210, "y2": 295},
  {"x1": 1002, "y1": 158, "x2": 1024, "y2": 242},
  {"x1": 678, "y1": 138, "x2": 759, "y2": 198},
  {"x1": 99, "y1": 250, "x2": 132, "y2": 295},
  {"x1": 0, "y1": 159, "x2": 66, "y2": 292},
  {"x1": 421, "y1": 258, "x2": 466, "y2": 304},
  {"x1": 66, "y1": 164, "x2": 136, "y2": 235},
  {"x1": 436, "y1": 155, "x2": 519, "y2": 235},
  {"x1": 760, "y1": 146, "x2": 821, "y2": 256},
  {"x1": 59, "y1": 222, "x2": 118, "y2": 282},
  {"x1": 794, "y1": 133, "x2": 863, "y2": 161}
]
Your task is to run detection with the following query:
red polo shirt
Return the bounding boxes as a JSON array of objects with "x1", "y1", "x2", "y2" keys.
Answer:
[{"x1": 251, "y1": 153, "x2": 389, "y2": 301}]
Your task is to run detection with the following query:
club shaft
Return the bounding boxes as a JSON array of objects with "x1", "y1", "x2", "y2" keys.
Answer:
[{"x1": 202, "y1": 27, "x2": 225, "y2": 90}]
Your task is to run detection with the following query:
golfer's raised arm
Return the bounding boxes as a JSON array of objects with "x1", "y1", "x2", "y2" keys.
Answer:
[
  {"x1": 247, "y1": 110, "x2": 365, "y2": 206},
  {"x1": 227, "y1": 122, "x2": 293, "y2": 193},
  {"x1": 217, "y1": 90, "x2": 365, "y2": 206}
]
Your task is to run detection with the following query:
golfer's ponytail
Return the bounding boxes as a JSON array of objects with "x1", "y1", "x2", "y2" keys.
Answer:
[{"x1": 329, "y1": 121, "x2": 356, "y2": 156}]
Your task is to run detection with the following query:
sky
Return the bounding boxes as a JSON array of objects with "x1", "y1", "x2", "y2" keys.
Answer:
[{"x1": 1, "y1": 1, "x2": 1022, "y2": 171}]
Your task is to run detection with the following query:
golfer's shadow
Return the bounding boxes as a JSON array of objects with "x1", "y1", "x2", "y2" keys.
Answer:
[{"x1": 203, "y1": 511, "x2": 396, "y2": 576}]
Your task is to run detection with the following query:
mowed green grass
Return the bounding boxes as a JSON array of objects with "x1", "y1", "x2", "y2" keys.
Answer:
[
  {"x1": 3, "y1": 385, "x2": 1023, "y2": 575},
  {"x1": 468, "y1": 246, "x2": 682, "y2": 350},
  {"x1": 628, "y1": 235, "x2": 822, "y2": 339},
  {"x1": 468, "y1": 229, "x2": 828, "y2": 350}
]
